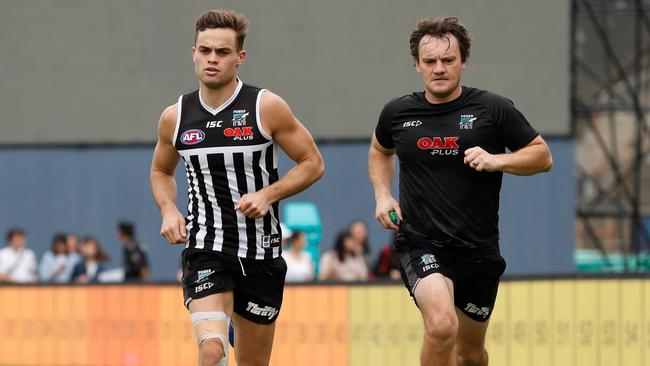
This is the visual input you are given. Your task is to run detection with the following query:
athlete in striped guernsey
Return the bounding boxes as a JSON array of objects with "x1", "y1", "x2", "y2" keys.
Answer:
[{"x1": 150, "y1": 10, "x2": 324, "y2": 366}]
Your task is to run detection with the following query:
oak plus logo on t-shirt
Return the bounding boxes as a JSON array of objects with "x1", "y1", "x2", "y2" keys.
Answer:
[{"x1": 417, "y1": 136, "x2": 459, "y2": 156}]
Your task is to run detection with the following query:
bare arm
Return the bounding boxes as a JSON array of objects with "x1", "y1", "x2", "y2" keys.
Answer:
[
  {"x1": 150, "y1": 104, "x2": 187, "y2": 244},
  {"x1": 235, "y1": 91, "x2": 324, "y2": 218},
  {"x1": 368, "y1": 133, "x2": 401, "y2": 230},
  {"x1": 463, "y1": 135, "x2": 553, "y2": 175}
]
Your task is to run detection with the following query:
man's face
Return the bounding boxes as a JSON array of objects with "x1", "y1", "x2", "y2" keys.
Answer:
[
  {"x1": 9, "y1": 234, "x2": 26, "y2": 249},
  {"x1": 192, "y1": 28, "x2": 246, "y2": 89},
  {"x1": 414, "y1": 34, "x2": 467, "y2": 102}
]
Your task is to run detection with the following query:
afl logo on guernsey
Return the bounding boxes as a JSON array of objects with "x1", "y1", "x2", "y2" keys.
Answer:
[{"x1": 181, "y1": 129, "x2": 206, "y2": 145}]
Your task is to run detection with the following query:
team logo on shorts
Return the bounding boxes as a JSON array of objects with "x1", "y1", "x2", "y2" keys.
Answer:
[
  {"x1": 195, "y1": 282, "x2": 214, "y2": 293},
  {"x1": 459, "y1": 114, "x2": 476, "y2": 129},
  {"x1": 420, "y1": 254, "x2": 439, "y2": 272},
  {"x1": 194, "y1": 269, "x2": 215, "y2": 284},
  {"x1": 232, "y1": 109, "x2": 249, "y2": 126},
  {"x1": 180, "y1": 129, "x2": 205, "y2": 145},
  {"x1": 464, "y1": 302, "x2": 492, "y2": 319},
  {"x1": 246, "y1": 302, "x2": 279, "y2": 320}
]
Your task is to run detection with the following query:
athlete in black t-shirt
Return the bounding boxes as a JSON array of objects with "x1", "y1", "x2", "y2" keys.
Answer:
[
  {"x1": 369, "y1": 17, "x2": 552, "y2": 366},
  {"x1": 150, "y1": 10, "x2": 324, "y2": 366}
]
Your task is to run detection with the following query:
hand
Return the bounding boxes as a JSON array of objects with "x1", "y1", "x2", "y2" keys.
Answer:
[
  {"x1": 76, "y1": 275, "x2": 89, "y2": 284},
  {"x1": 0, "y1": 273, "x2": 15, "y2": 283},
  {"x1": 464, "y1": 146, "x2": 502, "y2": 172},
  {"x1": 235, "y1": 191, "x2": 270, "y2": 219},
  {"x1": 160, "y1": 209, "x2": 188, "y2": 244},
  {"x1": 375, "y1": 195, "x2": 402, "y2": 231},
  {"x1": 53, "y1": 264, "x2": 66, "y2": 275}
]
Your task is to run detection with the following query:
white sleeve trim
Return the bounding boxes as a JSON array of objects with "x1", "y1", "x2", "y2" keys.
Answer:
[
  {"x1": 171, "y1": 95, "x2": 183, "y2": 145},
  {"x1": 256, "y1": 89, "x2": 273, "y2": 141}
]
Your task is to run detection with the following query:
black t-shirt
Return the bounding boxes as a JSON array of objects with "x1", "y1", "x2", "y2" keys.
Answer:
[
  {"x1": 123, "y1": 241, "x2": 149, "y2": 280},
  {"x1": 374, "y1": 86, "x2": 539, "y2": 249}
]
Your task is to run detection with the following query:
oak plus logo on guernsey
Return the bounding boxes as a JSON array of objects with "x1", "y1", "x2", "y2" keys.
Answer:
[
  {"x1": 223, "y1": 126, "x2": 254, "y2": 141},
  {"x1": 181, "y1": 129, "x2": 206, "y2": 145},
  {"x1": 417, "y1": 136, "x2": 459, "y2": 156}
]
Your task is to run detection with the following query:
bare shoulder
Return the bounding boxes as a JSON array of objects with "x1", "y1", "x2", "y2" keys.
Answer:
[
  {"x1": 259, "y1": 90, "x2": 291, "y2": 112},
  {"x1": 160, "y1": 103, "x2": 178, "y2": 128},
  {"x1": 259, "y1": 91, "x2": 296, "y2": 134},
  {"x1": 158, "y1": 103, "x2": 179, "y2": 141}
]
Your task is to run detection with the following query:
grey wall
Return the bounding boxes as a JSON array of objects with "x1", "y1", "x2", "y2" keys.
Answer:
[
  {"x1": 1, "y1": 0, "x2": 570, "y2": 144},
  {"x1": 0, "y1": 139, "x2": 574, "y2": 280}
]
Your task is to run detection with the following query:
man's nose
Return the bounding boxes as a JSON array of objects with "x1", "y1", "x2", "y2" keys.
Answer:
[
  {"x1": 433, "y1": 61, "x2": 445, "y2": 73},
  {"x1": 207, "y1": 50, "x2": 218, "y2": 63}
]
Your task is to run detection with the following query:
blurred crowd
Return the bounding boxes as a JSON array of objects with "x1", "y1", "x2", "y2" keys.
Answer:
[
  {"x1": 0, "y1": 219, "x2": 400, "y2": 285},
  {"x1": 0, "y1": 221, "x2": 149, "y2": 284},
  {"x1": 282, "y1": 219, "x2": 401, "y2": 283}
]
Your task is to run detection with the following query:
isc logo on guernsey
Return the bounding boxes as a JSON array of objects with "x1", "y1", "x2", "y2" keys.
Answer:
[
  {"x1": 417, "y1": 136, "x2": 459, "y2": 155},
  {"x1": 181, "y1": 129, "x2": 206, "y2": 145}
]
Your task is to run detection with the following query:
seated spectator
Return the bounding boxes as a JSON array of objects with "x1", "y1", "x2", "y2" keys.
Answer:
[
  {"x1": 283, "y1": 231, "x2": 315, "y2": 282},
  {"x1": 39, "y1": 233, "x2": 70, "y2": 283},
  {"x1": 280, "y1": 222, "x2": 293, "y2": 249},
  {"x1": 71, "y1": 236, "x2": 110, "y2": 284},
  {"x1": 63, "y1": 232, "x2": 81, "y2": 281},
  {"x1": 117, "y1": 221, "x2": 149, "y2": 282},
  {"x1": 371, "y1": 232, "x2": 401, "y2": 280},
  {"x1": 348, "y1": 219, "x2": 372, "y2": 264},
  {"x1": 319, "y1": 231, "x2": 368, "y2": 281},
  {"x1": 0, "y1": 228, "x2": 37, "y2": 283}
]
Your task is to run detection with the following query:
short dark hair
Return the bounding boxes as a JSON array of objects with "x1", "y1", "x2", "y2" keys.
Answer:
[
  {"x1": 289, "y1": 230, "x2": 305, "y2": 242},
  {"x1": 195, "y1": 9, "x2": 250, "y2": 50},
  {"x1": 6, "y1": 227, "x2": 25, "y2": 242},
  {"x1": 409, "y1": 17, "x2": 472, "y2": 63},
  {"x1": 118, "y1": 221, "x2": 135, "y2": 238},
  {"x1": 51, "y1": 233, "x2": 67, "y2": 251}
]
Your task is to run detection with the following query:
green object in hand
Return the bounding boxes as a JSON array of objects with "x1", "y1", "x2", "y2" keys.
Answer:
[{"x1": 389, "y1": 211, "x2": 399, "y2": 225}]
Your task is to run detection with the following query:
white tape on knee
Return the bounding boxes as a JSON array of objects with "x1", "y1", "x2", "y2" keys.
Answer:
[{"x1": 190, "y1": 311, "x2": 231, "y2": 365}]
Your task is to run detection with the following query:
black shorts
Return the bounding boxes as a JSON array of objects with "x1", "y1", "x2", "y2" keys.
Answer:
[
  {"x1": 181, "y1": 248, "x2": 287, "y2": 325},
  {"x1": 394, "y1": 230, "x2": 506, "y2": 322}
]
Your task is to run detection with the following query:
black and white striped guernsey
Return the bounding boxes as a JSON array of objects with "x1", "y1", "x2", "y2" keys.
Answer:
[{"x1": 173, "y1": 79, "x2": 282, "y2": 259}]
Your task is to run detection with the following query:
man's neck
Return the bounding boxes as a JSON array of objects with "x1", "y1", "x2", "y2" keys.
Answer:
[
  {"x1": 425, "y1": 85, "x2": 462, "y2": 104},
  {"x1": 9, "y1": 245, "x2": 22, "y2": 252},
  {"x1": 200, "y1": 77, "x2": 239, "y2": 110}
]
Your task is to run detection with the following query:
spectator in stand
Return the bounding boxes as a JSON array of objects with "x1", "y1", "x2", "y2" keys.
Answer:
[
  {"x1": 117, "y1": 221, "x2": 149, "y2": 282},
  {"x1": 283, "y1": 230, "x2": 315, "y2": 282},
  {"x1": 71, "y1": 236, "x2": 110, "y2": 283},
  {"x1": 371, "y1": 232, "x2": 401, "y2": 280},
  {"x1": 280, "y1": 222, "x2": 293, "y2": 250},
  {"x1": 0, "y1": 228, "x2": 37, "y2": 283},
  {"x1": 39, "y1": 233, "x2": 70, "y2": 283},
  {"x1": 63, "y1": 232, "x2": 81, "y2": 280},
  {"x1": 319, "y1": 231, "x2": 368, "y2": 281},
  {"x1": 348, "y1": 219, "x2": 372, "y2": 264}
]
